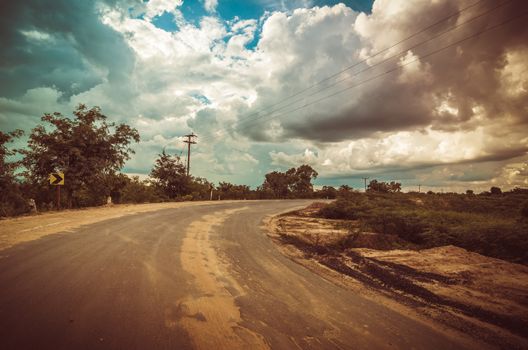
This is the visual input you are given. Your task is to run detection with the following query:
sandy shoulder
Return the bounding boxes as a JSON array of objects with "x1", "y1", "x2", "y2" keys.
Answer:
[
  {"x1": 264, "y1": 208, "x2": 528, "y2": 350},
  {"x1": 0, "y1": 201, "x2": 236, "y2": 251}
]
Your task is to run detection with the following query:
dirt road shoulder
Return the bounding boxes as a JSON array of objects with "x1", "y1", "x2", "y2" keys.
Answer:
[
  {"x1": 0, "y1": 201, "x2": 236, "y2": 251},
  {"x1": 264, "y1": 207, "x2": 528, "y2": 350}
]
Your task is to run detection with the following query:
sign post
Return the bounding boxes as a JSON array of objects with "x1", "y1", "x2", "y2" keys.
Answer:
[{"x1": 49, "y1": 172, "x2": 65, "y2": 210}]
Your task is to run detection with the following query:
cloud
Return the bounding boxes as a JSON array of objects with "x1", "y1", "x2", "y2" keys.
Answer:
[
  {"x1": 1, "y1": 0, "x2": 527, "y2": 191},
  {"x1": 0, "y1": 0, "x2": 136, "y2": 99},
  {"x1": 268, "y1": 126, "x2": 528, "y2": 179},
  {"x1": 257, "y1": 0, "x2": 315, "y2": 12},
  {"x1": 144, "y1": 0, "x2": 183, "y2": 19},
  {"x1": 233, "y1": 1, "x2": 526, "y2": 189},
  {"x1": 203, "y1": 0, "x2": 218, "y2": 13},
  {"x1": 240, "y1": 0, "x2": 528, "y2": 143},
  {"x1": 270, "y1": 149, "x2": 318, "y2": 168}
]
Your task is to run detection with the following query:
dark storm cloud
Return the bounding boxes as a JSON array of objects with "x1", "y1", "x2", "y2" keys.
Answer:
[
  {"x1": 453, "y1": 146, "x2": 527, "y2": 164},
  {"x1": 319, "y1": 145, "x2": 528, "y2": 179},
  {"x1": 0, "y1": 0, "x2": 137, "y2": 99},
  {"x1": 252, "y1": 0, "x2": 528, "y2": 143},
  {"x1": 283, "y1": 85, "x2": 433, "y2": 142}
]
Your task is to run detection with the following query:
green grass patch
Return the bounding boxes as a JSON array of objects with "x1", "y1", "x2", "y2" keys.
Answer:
[{"x1": 317, "y1": 192, "x2": 528, "y2": 264}]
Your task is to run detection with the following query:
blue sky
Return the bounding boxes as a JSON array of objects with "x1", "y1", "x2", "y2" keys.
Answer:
[
  {"x1": 1, "y1": 0, "x2": 527, "y2": 192},
  {"x1": 152, "y1": 1, "x2": 373, "y2": 30},
  {"x1": 215, "y1": 0, "x2": 373, "y2": 20},
  {"x1": 151, "y1": 0, "x2": 374, "y2": 52}
]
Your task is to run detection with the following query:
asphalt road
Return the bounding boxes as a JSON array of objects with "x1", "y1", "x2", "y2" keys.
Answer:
[{"x1": 0, "y1": 200, "x2": 472, "y2": 349}]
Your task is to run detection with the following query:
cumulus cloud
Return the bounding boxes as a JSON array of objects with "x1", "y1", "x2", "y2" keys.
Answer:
[
  {"x1": 1, "y1": 0, "x2": 527, "y2": 190},
  {"x1": 236, "y1": 0, "x2": 527, "y2": 188},
  {"x1": 0, "y1": 0, "x2": 136, "y2": 100},
  {"x1": 203, "y1": 0, "x2": 218, "y2": 13},
  {"x1": 270, "y1": 126, "x2": 528, "y2": 176},
  {"x1": 144, "y1": 0, "x2": 183, "y2": 19},
  {"x1": 243, "y1": 0, "x2": 528, "y2": 142}
]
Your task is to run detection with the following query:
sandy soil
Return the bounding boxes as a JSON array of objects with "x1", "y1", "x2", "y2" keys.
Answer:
[
  {"x1": 0, "y1": 201, "x2": 235, "y2": 251},
  {"x1": 357, "y1": 246, "x2": 528, "y2": 321},
  {"x1": 266, "y1": 204, "x2": 528, "y2": 350},
  {"x1": 178, "y1": 207, "x2": 269, "y2": 350}
]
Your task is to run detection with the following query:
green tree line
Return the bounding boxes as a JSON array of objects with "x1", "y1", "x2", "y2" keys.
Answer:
[{"x1": 0, "y1": 105, "x2": 326, "y2": 217}]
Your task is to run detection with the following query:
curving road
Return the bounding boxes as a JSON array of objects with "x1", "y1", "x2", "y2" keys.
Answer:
[{"x1": 0, "y1": 200, "x2": 472, "y2": 349}]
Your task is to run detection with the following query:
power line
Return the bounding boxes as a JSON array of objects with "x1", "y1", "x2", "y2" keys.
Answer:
[
  {"x1": 197, "y1": 1, "x2": 493, "y2": 147},
  {"x1": 198, "y1": 0, "x2": 513, "y2": 147},
  {"x1": 232, "y1": 0, "x2": 490, "y2": 127},
  {"x1": 197, "y1": 6, "x2": 528, "y2": 161},
  {"x1": 192, "y1": 3, "x2": 525, "y2": 168},
  {"x1": 233, "y1": 9, "x2": 526, "y2": 133},
  {"x1": 160, "y1": 138, "x2": 187, "y2": 159},
  {"x1": 234, "y1": 0, "x2": 514, "y2": 131}
]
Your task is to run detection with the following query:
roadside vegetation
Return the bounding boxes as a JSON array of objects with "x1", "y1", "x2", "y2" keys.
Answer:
[
  {"x1": 316, "y1": 184, "x2": 528, "y2": 264},
  {"x1": 3, "y1": 104, "x2": 527, "y2": 266},
  {"x1": 1, "y1": 104, "x2": 321, "y2": 217}
]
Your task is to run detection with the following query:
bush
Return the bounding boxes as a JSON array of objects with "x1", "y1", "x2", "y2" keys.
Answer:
[
  {"x1": 317, "y1": 191, "x2": 528, "y2": 264},
  {"x1": 363, "y1": 210, "x2": 428, "y2": 244},
  {"x1": 317, "y1": 195, "x2": 372, "y2": 220},
  {"x1": 121, "y1": 177, "x2": 161, "y2": 203},
  {"x1": 0, "y1": 185, "x2": 30, "y2": 217}
]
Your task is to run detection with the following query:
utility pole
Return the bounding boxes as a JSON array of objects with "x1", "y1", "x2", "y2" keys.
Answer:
[
  {"x1": 183, "y1": 133, "x2": 197, "y2": 176},
  {"x1": 418, "y1": 184, "x2": 421, "y2": 193},
  {"x1": 362, "y1": 177, "x2": 369, "y2": 192}
]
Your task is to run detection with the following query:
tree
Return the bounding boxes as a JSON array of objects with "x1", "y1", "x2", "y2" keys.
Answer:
[
  {"x1": 0, "y1": 130, "x2": 29, "y2": 216},
  {"x1": 318, "y1": 185, "x2": 337, "y2": 199},
  {"x1": 367, "y1": 179, "x2": 388, "y2": 192},
  {"x1": 99, "y1": 172, "x2": 130, "y2": 204},
  {"x1": 218, "y1": 181, "x2": 234, "y2": 199},
  {"x1": 338, "y1": 185, "x2": 353, "y2": 197},
  {"x1": 388, "y1": 181, "x2": 401, "y2": 193},
  {"x1": 21, "y1": 105, "x2": 140, "y2": 208},
  {"x1": 121, "y1": 176, "x2": 160, "y2": 203},
  {"x1": 0, "y1": 129, "x2": 23, "y2": 182},
  {"x1": 466, "y1": 189, "x2": 474, "y2": 196},
  {"x1": 367, "y1": 179, "x2": 401, "y2": 193},
  {"x1": 150, "y1": 151, "x2": 190, "y2": 199},
  {"x1": 261, "y1": 165, "x2": 318, "y2": 199},
  {"x1": 490, "y1": 186, "x2": 502, "y2": 195},
  {"x1": 262, "y1": 171, "x2": 292, "y2": 198},
  {"x1": 217, "y1": 182, "x2": 251, "y2": 200},
  {"x1": 189, "y1": 177, "x2": 215, "y2": 200},
  {"x1": 290, "y1": 164, "x2": 318, "y2": 197}
]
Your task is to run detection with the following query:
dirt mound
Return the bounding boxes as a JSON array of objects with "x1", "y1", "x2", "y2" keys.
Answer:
[
  {"x1": 358, "y1": 246, "x2": 528, "y2": 321},
  {"x1": 267, "y1": 212, "x2": 528, "y2": 350},
  {"x1": 285, "y1": 201, "x2": 329, "y2": 217},
  {"x1": 348, "y1": 232, "x2": 410, "y2": 250},
  {"x1": 275, "y1": 214, "x2": 411, "y2": 251}
]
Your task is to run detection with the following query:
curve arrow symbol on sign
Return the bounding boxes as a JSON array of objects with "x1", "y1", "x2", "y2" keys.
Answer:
[{"x1": 49, "y1": 172, "x2": 64, "y2": 185}]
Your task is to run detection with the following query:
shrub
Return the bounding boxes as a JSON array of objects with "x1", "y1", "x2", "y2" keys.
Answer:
[
  {"x1": 317, "y1": 191, "x2": 528, "y2": 264},
  {"x1": 490, "y1": 186, "x2": 502, "y2": 195},
  {"x1": 317, "y1": 195, "x2": 372, "y2": 220}
]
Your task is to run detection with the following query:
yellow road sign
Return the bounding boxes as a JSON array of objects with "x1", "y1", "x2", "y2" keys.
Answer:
[{"x1": 49, "y1": 172, "x2": 64, "y2": 185}]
